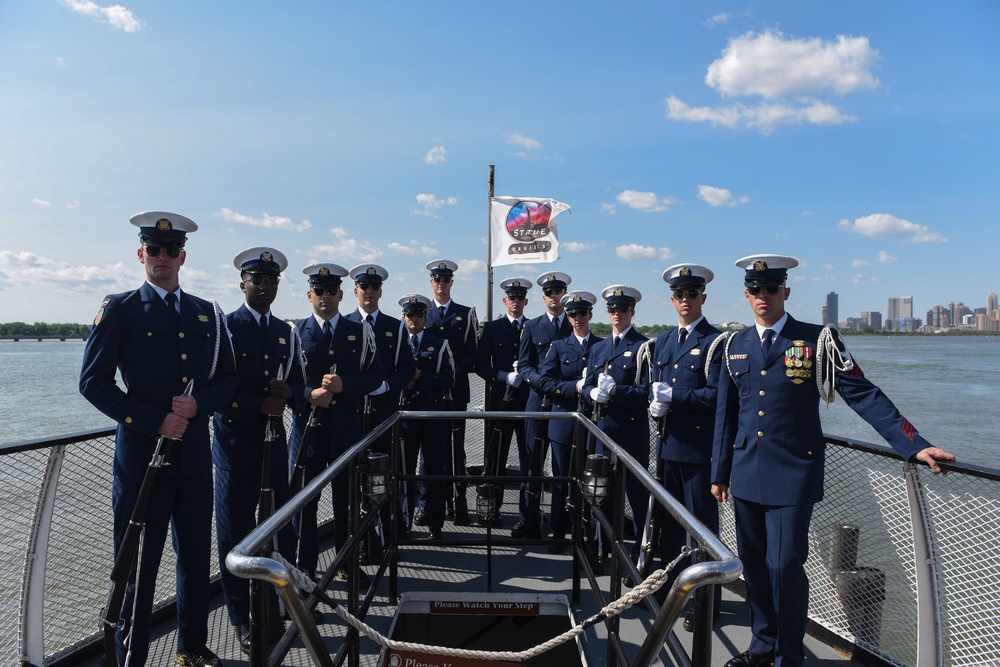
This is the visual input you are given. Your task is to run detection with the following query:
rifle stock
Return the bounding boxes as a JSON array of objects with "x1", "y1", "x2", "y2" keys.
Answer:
[
  {"x1": 289, "y1": 364, "x2": 335, "y2": 495},
  {"x1": 101, "y1": 379, "x2": 194, "y2": 667}
]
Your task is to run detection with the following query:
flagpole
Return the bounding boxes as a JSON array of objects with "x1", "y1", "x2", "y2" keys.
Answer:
[{"x1": 486, "y1": 164, "x2": 495, "y2": 322}]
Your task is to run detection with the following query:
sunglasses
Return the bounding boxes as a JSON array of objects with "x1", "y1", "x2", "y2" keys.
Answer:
[
  {"x1": 404, "y1": 311, "x2": 427, "y2": 319},
  {"x1": 747, "y1": 284, "x2": 782, "y2": 296},
  {"x1": 246, "y1": 275, "x2": 280, "y2": 286},
  {"x1": 672, "y1": 289, "x2": 702, "y2": 300},
  {"x1": 607, "y1": 305, "x2": 632, "y2": 314},
  {"x1": 356, "y1": 282, "x2": 380, "y2": 291},
  {"x1": 431, "y1": 276, "x2": 452, "y2": 283},
  {"x1": 311, "y1": 287, "x2": 339, "y2": 296},
  {"x1": 144, "y1": 245, "x2": 182, "y2": 258},
  {"x1": 543, "y1": 288, "x2": 566, "y2": 297},
  {"x1": 566, "y1": 310, "x2": 591, "y2": 318}
]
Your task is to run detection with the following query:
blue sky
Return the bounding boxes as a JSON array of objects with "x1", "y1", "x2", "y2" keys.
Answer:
[{"x1": 2, "y1": 1, "x2": 997, "y2": 327}]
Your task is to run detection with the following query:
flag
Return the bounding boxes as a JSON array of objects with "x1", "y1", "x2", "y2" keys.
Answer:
[{"x1": 489, "y1": 196, "x2": 571, "y2": 267}]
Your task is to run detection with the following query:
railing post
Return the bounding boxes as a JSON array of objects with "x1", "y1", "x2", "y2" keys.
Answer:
[{"x1": 904, "y1": 462, "x2": 943, "y2": 667}]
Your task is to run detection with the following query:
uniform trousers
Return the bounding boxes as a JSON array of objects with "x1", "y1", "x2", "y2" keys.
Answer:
[
  {"x1": 112, "y1": 468, "x2": 213, "y2": 666},
  {"x1": 403, "y1": 420, "x2": 449, "y2": 530},
  {"x1": 295, "y1": 456, "x2": 350, "y2": 575},
  {"x1": 733, "y1": 496, "x2": 814, "y2": 667}
]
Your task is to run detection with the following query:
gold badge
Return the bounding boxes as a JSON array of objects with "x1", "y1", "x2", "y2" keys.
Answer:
[
  {"x1": 319, "y1": 267, "x2": 330, "y2": 276},
  {"x1": 278, "y1": 337, "x2": 287, "y2": 345},
  {"x1": 427, "y1": 346, "x2": 435, "y2": 352},
  {"x1": 198, "y1": 315, "x2": 209, "y2": 322},
  {"x1": 385, "y1": 331, "x2": 394, "y2": 337},
  {"x1": 690, "y1": 348, "x2": 701, "y2": 356},
  {"x1": 456, "y1": 316, "x2": 463, "y2": 321},
  {"x1": 156, "y1": 218, "x2": 172, "y2": 230},
  {"x1": 784, "y1": 341, "x2": 814, "y2": 384},
  {"x1": 680, "y1": 267, "x2": 692, "y2": 277},
  {"x1": 261, "y1": 251, "x2": 273, "y2": 262},
  {"x1": 624, "y1": 351, "x2": 633, "y2": 357},
  {"x1": 125, "y1": 417, "x2": 133, "y2": 424},
  {"x1": 347, "y1": 335, "x2": 357, "y2": 341},
  {"x1": 753, "y1": 260, "x2": 767, "y2": 271}
]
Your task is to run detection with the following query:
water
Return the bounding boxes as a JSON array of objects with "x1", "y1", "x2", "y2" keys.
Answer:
[{"x1": 1, "y1": 336, "x2": 997, "y2": 467}]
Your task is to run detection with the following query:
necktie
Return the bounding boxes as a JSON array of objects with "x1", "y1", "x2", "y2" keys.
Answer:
[
  {"x1": 410, "y1": 334, "x2": 419, "y2": 358},
  {"x1": 552, "y1": 316, "x2": 561, "y2": 336},
  {"x1": 438, "y1": 305, "x2": 446, "y2": 321},
  {"x1": 678, "y1": 327, "x2": 688, "y2": 346},
  {"x1": 259, "y1": 314, "x2": 268, "y2": 334},
  {"x1": 580, "y1": 336, "x2": 588, "y2": 354},
  {"x1": 366, "y1": 314, "x2": 374, "y2": 326},
  {"x1": 322, "y1": 320, "x2": 333, "y2": 347},
  {"x1": 163, "y1": 293, "x2": 178, "y2": 324},
  {"x1": 513, "y1": 318, "x2": 520, "y2": 333},
  {"x1": 762, "y1": 329, "x2": 774, "y2": 356},
  {"x1": 613, "y1": 335, "x2": 621, "y2": 350}
]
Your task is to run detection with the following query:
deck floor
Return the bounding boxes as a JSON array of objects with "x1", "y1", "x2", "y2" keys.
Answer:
[{"x1": 102, "y1": 503, "x2": 863, "y2": 667}]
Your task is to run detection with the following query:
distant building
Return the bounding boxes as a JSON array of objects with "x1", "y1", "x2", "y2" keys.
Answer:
[
  {"x1": 825, "y1": 292, "x2": 838, "y2": 327},
  {"x1": 988, "y1": 292, "x2": 999, "y2": 319},
  {"x1": 887, "y1": 296, "x2": 913, "y2": 331},
  {"x1": 861, "y1": 311, "x2": 882, "y2": 330}
]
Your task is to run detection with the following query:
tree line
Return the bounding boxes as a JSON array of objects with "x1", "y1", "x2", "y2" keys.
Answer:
[{"x1": 0, "y1": 322, "x2": 92, "y2": 338}]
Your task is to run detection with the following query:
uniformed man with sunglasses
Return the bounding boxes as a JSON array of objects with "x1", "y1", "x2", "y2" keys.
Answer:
[
  {"x1": 80, "y1": 211, "x2": 238, "y2": 666},
  {"x1": 712, "y1": 254, "x2": 955, "y2": 667},
  {"x1": 212, "y1": 247, "x2": 303, "y2": 654},
  {"x1": 288, "y1": 263, "x2": 382, "y2": 582}
]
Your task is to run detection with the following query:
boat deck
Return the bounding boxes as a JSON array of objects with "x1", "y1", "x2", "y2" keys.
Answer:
[{"x1": 85, "y1": 512, "x2": 863, "y2": 667}]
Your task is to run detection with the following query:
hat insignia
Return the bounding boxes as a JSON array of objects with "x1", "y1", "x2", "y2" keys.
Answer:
[
  {"x1": 367, "y1": 267, "x2": 377, "y2": 276},
  {"x1": 261, "y1": 251, "x2": 273, "y2": 262},
  {"x1": 613, "y1": 288, "x2": 623, "y2": 297},
  {"x1": 680, "y1": 267, "x2": 692, "y2": 277},
  {"x1": 408, "y1": 297, "x2": 417, "y2": 304},
  {"x1": 319, "y1": 267, "x2": 330, "y2": 277},
  {"x1": 437, "y1": 262, "x2": 447, "y2": 270},
  {"x1": 547, "y1": 274, "x2": 556, "y2": 282},
  {"x1": 572, "y1": 295, "x2": 581, "y2": 302},
  {"x1": 511, "y1": 280, "x2": 521, "y2": 287},
  {"x1": 156, "y1": 218, "x2": 172, "y2": 231},
  {"x1": 753, "y1": 260, "x2": 768, "y2": 271}
]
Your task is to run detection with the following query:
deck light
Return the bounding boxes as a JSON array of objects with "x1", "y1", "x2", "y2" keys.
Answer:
[
  {"x1": 365, "y1": 452, "x2": 390, "y2": 501},
  {"x1": 582, "y1": 454, "x2": 611, "y2": 505},
  {"x1": 476, "y1": 483, "x2": 501, "y2": 522}
]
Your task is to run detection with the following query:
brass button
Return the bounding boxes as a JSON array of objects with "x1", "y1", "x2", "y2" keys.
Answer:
[
  {"x1": 182, "y1": 376, "x2": 189, "y2": 383},
  {"x1": 757, "y1": 431, "x2": 764, "y2": 437},
  {"x1": 179, "y1": 332, "x2": 185, "y2": 338},
  {"x1": 759, "y1": 390, "x2": 766, "y2": 396},
  {"x1": 761, "y1": 370, "x2": 767, "y2": 376},
  {"x1": 807, "y1": 451, "x2": 813, "y2": 456},
  {"x1": 264, "y1": 354, "x2": 269, "y2": 360},
  {"x1": 328, "y1": 349, "x2": 334, "y2": 355},
  {"x1": 758, "y1": 410, "x2": 765, "y2": 417},
  {"x1": 181, "y1": 353, "x2": 188, "y2": 360},
  {"x1": 264, "y1": 370, "x2": 270, "y2": 377},
  {"x1": 147, "y1": 332, "x2": 152, "y2": 337},
  {"x1": 241, "y1": 352, "x2": 247, "y2": 357},
  {"x1": 673, "y1": 364, "x2": 679, "y2": 369},
  {"x1": 672, "y1": 378, "x2": 677, "y2": 383}
]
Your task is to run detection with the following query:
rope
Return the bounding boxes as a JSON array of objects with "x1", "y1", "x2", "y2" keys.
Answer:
[
  {"x1": 208, "y1": 299, "x2": 223, "y2": 381},
  {"x1": 815, "y1": 326, "x2": 854, "y2": 406},
  {"x1": 636, "y1": 339, "x2": 655, "y2": 386},
  {"x1": 703, "y1": 331, "x2": 730, "y2": 382},
  {"x1": 723, "y1": 328, "x2": 737, "y2": 381},
  {"x1": 271, "y1": 546, "x2": 696, "y2": 662}
]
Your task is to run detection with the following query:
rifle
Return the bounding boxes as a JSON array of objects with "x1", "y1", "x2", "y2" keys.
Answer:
[
  {"x1": 249, "y1": 364, "x2": 286, "y2": 664},
  {"x1": 359, "y1": 392, "x2": 385, "y2": 565},
  {"x1": 525, "y1": 395, "x2": 552, "y2": 529},
  {"x1": 289, "y1": 364, "x2": 335, "y2": 495},
  {"x1": 448, "y1": 390, "x2": 470, "y2": 526},
  {"x1": 636, "y1": 339, "x2": 665, "y2": 579},
  {"x1": 101, "y1": 379, "x2": 194, "y2": 667}
]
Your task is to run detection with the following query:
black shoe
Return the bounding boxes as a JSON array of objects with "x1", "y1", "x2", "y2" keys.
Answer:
[
  {"x1": 238, "y1": 624, "x2": 251, "y2": 655},
  {"x1": 175, "y1": 646, "x2": 223, "y2": 666},
  {"x1": 724, "y1": 650, "x2": 775, "y2": 667},
  {"x1": 547, "y1": 533, "x2": 566, "y2": 555},
  {"x1": 427, "y1": 527, "x2": 442, "y2": 540},
  {"x1": 452, "y1": 510, "x2": 470, "y2": 526},
  {"x1": 683, "y1": 611, "x2": 695, "y2": 633},
  {"x1": 622, "y1": 574, "x2": 635, "y2": 588},
  {"x1": 524, "y1": 522, "x2": 542, "y2": 539},
  {"x1": 358, "y1": 549, "x2": 370, "y2": 566},
  {"x1": 510, "y1": 520, "x2": 526, "y2": 538},
  {"x1": 413, "y1": 507, "x2": 427, "y2": 526}
]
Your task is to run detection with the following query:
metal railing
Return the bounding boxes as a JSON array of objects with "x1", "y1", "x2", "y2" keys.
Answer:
[{"x1": 3, "y1": 410, "x2": 1000, "y2": 666}]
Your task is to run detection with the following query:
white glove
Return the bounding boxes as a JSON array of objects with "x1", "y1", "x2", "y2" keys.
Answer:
[
  {"x1": 512, "y1": 360, "x2": 519, "y2": 372},
  {"x1": 589, "y1": 386, "x2": 609, "y2": 403},
  {"x1": 649, "y1": 400, "x2": 670, "y2": 418},
  {"x1": 368, "y1": 381, "x2": 388, "y2": 396},
  {"x1": 597, "y1": 372, "x2": 616, "y2": 394},
  {"x1": 580, "y1": 366, "x2": 588, "y2": 383},
  {"x1": 651, "y1": 381, "x2": 672, "y2": 403},
  {"x1": 505, "y1": 371, "x2": 523, "y2": 388},
  {"x1": 575, "y1": 377, "x2": 586, "y2": 393}
]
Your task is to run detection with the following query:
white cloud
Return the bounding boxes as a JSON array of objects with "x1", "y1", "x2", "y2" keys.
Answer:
[
  {"x1": 822, "y1": 264, "x2": 835, "y2": 271},
  {"x1": 697, "y1": 184, "x2": 750, "y2": 207},
  {"x1": 412, "y1": 193, "x2": 458, "y2": 218},
  {"x1": 667, "y1": 96, "x2": 856, "y2": 134},
  {"x1": 877, "y1": 250, "x2": 898, "y2": 263},
  {"x1": 31, "y1": 198, "x2": 53, "y2": 208},
  {"x1": 600, "y1": 203, "x2": 617, "y2": 215},
  {"x1": 851, "y1": 273, "x2": 880, "y2": 285},
  {"x1": 507, "y1": 133, "x2": 542, "y2": 156},
  {"x1": 562, "y1": 241, "x2": 599, "y2": 253},
  {"x1": 64, "y1": 200, "x2": 81, "y2": 209},
  {"x1": 424, "y1": 146, "x2": 446, "y2": 165},
  {"x1": 615, "y1": 244, "x2": 674, "y2": 261},
  {"x1": 838, "y1": 213, "x2": 947, "y2": 243},
  {"x1": 665, "y1": 29, "x2": 878, "y2": 133},
  {"x1": 457, "y1": 259, "x2": 486, "y2": 276},
  {"x1": 54, "y1": 57, "x2": 69, "y2": 68},
  {"x1": 0, "y1": 251, "x2": 133, "y2": 292},
  {"x1": 314, "y1": 227, "x2": 382, "y2": 262},
  {"x1": 706, "y1": 29, "x2": 879, "y2": 99},
  {"x1": 219, "y1": 207, "x2": 312, "y2": 232},
  {"x1": 705, "y1": 12, "x2": 732, "y2": 26},
  {"x1": 851, "y1": 259, "x2": 871, "y2": 268},
  {"x1": 60, "y1": 0, "x2": 143, "y2": 32},
  {"x1": 616, "y1": 190, "x2": 675, "y2": 213},
  {"x1": 388, "y1": 241, "x2": 437, "y2": 256}
]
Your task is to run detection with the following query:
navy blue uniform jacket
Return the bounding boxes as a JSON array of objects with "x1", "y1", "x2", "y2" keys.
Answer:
[
  {"x1": 537, "y1": 333, "x2": 602, "y2": 446},
  {"x1": 80, "y1": 282, "x2": 238, "y2": 477},
  {"x1": 650, "y1": 319, "x2": 723, "y2": 464},
  {"x1": 518, "y1": 313, "x2": 574, "y2": 412},
  {"x1": 212, "y1": 305, "x2": 304, "y2": 471},
  {"x1": 425, "y1": 302, "x2": 477, "y2": 404},
  {"x1": 345, "y1": 309, "x2": 416, "y2": 405},
  {"x1": 476, "y1": 316, "x2": 529, "y2": 410},
  {"x1": 582, "y1": 327, "x2": 651, "y2": 433},
  {"x1": 289, "y1": 315, "x2": 382, "y2": 460},
  {"x1": 712, "y1": 316, "x2": 930, "y2": 506}
]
